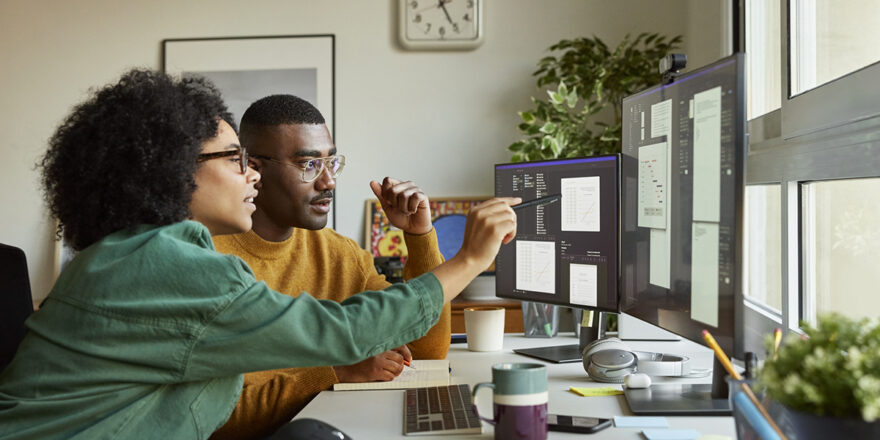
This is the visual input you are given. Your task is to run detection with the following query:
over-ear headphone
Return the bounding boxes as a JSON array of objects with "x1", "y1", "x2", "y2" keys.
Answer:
[{"x1": 581, "y1": 337, "x2": 693, "y2": 383}]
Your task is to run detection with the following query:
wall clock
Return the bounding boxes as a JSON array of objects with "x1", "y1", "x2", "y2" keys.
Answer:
[{"x1": 398, "y1": 0, "x2": 484, "y2": 50}]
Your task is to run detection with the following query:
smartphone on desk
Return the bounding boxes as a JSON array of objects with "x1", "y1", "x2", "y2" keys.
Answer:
[{"x1": 547, "y1": 414, "x2": 611, "y2": 434}]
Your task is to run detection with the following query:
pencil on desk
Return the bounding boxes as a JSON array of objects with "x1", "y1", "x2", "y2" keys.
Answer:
[
  {"x1": 403, "y1": 360, "x2": 416, "y2": 369},
  {"x1": 773, "y1": 328, "x2": 782, "y2": 360},
  {"x1": 702, "y1": 330, "x2": 787, "y2": 440},
  {"x1": 702, "y1": 330, "x2": 740, "y2": 380}
]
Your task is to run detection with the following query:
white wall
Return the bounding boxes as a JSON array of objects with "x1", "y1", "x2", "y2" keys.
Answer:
[
  {"x1": 0, "y1": 0, "x2": 723, "y2": 302},
  {"x1": 686, "y1": 0, "x2": 732, "y2": 69}
]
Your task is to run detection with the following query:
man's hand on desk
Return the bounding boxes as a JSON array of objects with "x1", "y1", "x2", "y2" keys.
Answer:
[{"x1": 333, "y1": 345, "x2": 413, "y2": 383}]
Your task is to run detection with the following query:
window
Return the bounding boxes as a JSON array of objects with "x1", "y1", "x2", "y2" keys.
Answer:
[
  {"x1": 790, "y1": 0, "x2": 880, "y2": 96},
  {"x1": 745, "y1": 0, "x2": 781, "y2": 119},
  {"x1": 744, "y1": 185, "x2": 782, "y2": 312},
  {"x1": 741, "y1": 1, "x2": 880, "y2": 351},
  {"x1": 802, "y1": 178, "x2": 880, "y2": 322}
]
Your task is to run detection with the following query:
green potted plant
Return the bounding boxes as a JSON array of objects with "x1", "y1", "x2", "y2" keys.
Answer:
[
  {"x1": 509, "y1": 33, "x2": 681, "y2": 335},
  {"x1": 759, "y1": 313, "x2": 880, "y2": 438},
  {"x1": 509, "y1": 32, "x2": 682, "y2": 162}
]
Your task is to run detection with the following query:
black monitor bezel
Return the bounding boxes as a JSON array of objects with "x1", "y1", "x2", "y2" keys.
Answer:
[
  {"x1": 619, "y1": 53, "x2": 746, "y2": 360},
  {"x1": 493, "y1": 154, "x2": 621, "y2": 313}
]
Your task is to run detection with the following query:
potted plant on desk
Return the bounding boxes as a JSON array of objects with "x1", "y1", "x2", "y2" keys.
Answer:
[{"x1": 759, "y1": 313, "x2": 880, "y2": 439}]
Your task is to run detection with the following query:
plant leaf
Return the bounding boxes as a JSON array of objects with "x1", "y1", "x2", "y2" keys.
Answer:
[
  {"x1": 539, "y1": 122, "x2": 557, "y2": 134},
  {"x1": 549, "y1": 137, "x2": 561, "y2": 157},
  {"x1": 566, "y1": 87, "x2": 578, "y2": 108},
  {"x1": 519, "y1": 111, "x2": 536, "y2": 124},
  {"x1": 508, "y1": 140, "x2": 526, "y2": 152}
]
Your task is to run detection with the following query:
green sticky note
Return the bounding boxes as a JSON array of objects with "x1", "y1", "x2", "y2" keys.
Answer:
[{"x1": 569, "y1": 386, "x2": 624, "y2": 397}]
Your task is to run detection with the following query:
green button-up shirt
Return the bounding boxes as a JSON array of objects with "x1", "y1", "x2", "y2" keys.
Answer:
[{"x1": 0, "y1": 221, "x2": 443, "y2": 439}]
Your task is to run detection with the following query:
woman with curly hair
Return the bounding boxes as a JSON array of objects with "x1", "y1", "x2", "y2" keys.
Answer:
[{"x1": 0, "y1": 69, "x2": 518, "y2": 439}]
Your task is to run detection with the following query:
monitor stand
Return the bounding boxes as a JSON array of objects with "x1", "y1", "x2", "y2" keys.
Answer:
[
  {"x1": 513, "y1": 311, "x2": 605, "y2": 364},
  {"x1": 624, "y1": 357, "x2": 732, "y2": 416},
  {"x1": 514, "y1": 344, "x2": 582, "y2": 363}
]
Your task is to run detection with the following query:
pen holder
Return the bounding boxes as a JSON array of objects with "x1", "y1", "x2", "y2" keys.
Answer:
[
  {"x1": 727, "y1": 376, "x2": 778, "y2": 440},
  {"x1": 522, "y1": 302, "x2": 559, "y2": 338},
  {"x1": 571, "y1": 308, "x2": 583, "y2": 338}
]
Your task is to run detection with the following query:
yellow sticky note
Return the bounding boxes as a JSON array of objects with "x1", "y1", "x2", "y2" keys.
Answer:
[{"x1": 569, "y1": 386, "x2": 624, "y2": 397}]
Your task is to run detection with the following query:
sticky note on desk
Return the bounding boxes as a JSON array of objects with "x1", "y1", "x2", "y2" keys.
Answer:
[
  {"x1": 642, "y1": 428, "x2": 701, "y2": 440},
  {"x1": 570, "y1": 386, "x2": 623, "y2": 397},
  {"x1": 613, "y1": 416, "x2": 669, "y2": 428}
]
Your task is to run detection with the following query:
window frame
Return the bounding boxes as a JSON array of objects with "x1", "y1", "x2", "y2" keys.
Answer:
[{"x1": 740, "y1": 0, "x2": 880, "y2": 353}]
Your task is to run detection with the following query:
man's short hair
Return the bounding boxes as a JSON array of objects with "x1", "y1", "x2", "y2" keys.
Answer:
[{"x1": 239, "y1": 95, "x2": 325, "y2": 145}]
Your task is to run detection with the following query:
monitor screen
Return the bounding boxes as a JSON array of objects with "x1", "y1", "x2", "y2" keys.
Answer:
[
  {"x1": 620, "y1": 53, "x2": 745, "y2": 359},
  {"x1": 494, "y1": 155, "x2": 619, "y2": 313}
]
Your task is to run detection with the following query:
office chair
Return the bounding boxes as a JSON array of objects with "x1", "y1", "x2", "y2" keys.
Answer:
[{"x1": 1, "y1": 243, "x2": 34, "y2": 373}]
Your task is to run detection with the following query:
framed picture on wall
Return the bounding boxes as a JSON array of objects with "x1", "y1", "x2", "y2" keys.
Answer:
[
  {"x1": 364, "y1": 197, "x2": 494, "y2": 272},
  {"x1": 162, "y1": 34, "x2": 336, "y2": 228}
]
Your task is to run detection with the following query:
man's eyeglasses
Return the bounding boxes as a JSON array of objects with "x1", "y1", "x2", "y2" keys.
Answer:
[
  {"x1": 251, "y1": 154, "x2": 346, "y2": 183},
  {"x1": 197, "y1": 145, "x2": 251, "y2": 174}
]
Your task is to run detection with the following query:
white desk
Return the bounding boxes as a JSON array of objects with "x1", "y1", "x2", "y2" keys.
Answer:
[{"x1": 297, "y1": 335, "x2": 736, "y2": 439}]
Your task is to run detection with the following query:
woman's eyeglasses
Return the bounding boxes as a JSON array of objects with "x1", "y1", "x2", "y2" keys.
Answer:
[
  {"x1": 196, "y1": 145, "x2": 251, "y2": 174},
  {"x1": 251, "y1": 154, "x2": 346, "y2": 183}
]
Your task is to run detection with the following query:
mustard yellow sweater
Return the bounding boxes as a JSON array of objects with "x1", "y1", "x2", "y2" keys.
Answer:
[{"x1": 210, "y1": 227, "x2": 449, "y2": 440}]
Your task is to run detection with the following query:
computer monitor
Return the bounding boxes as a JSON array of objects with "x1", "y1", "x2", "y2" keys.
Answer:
[
  {"x1": 619, "y1": 53, "x2": 746, "y2": 415},
  {"x1": 494, "y1": 155, "x2": 619, "y2": 362}
]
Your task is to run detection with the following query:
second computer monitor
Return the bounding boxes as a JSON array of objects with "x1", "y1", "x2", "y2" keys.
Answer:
[
  {"x1": 620, "y1": 53, "x2": 745, "y2": 359},
  {"x1": 494, "y1": 155, "x2": 618, "y2": 312}
]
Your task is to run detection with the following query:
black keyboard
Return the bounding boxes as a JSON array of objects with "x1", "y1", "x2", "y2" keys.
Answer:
[{"x1": 403, "y1": 384, "x2": 483, "y2": 436}]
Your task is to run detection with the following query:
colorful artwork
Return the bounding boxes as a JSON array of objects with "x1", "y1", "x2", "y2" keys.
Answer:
[{"x1": 364, "y1": 198, "x2": 488, "y2": 264}]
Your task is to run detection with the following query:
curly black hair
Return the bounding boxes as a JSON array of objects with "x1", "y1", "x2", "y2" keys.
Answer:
[
  {"x1": 239, "y1": 94, "x2": 325, "y2": 148},
  {"x1": 40, "y1": 69, "x2": 235, "y2": 251}
]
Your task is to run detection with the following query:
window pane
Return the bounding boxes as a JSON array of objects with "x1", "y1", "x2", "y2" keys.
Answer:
[
  {"x1": 802, "y1": 178, "x2": 880, "y2": 322},
  {"x1": 745, "y1": 0, "x2": 782, "y2": 119},
  {"x1": 744, "y1": 185, "x2": 782, "y2": 311},
  {"x1": 790, "y1": 0, "x2": 880, "y2": 95}
]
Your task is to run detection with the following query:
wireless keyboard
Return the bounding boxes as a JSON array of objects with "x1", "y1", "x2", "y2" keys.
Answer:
[{"x1": 403, "y1": 384, "x2": 482, "y2": 435}]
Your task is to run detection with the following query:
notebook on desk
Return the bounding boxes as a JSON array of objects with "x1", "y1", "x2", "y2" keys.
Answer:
[{"x1": 332, "y1": 360, "x2": 450, "y2": 391}]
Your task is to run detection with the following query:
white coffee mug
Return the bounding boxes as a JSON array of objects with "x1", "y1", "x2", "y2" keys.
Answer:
[{"x1": 464, "y1": 306, "x2": 505, "y2": 352}]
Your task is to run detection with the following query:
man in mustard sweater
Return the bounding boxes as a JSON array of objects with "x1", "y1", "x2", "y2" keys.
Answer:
[{"x1": 211, "y1": 95, "x2": 450, "y2": 440}]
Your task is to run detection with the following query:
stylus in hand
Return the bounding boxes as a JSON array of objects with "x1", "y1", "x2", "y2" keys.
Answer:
[{"x1": 513, "y1": 194, "x2": 561, "y2": 211}]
